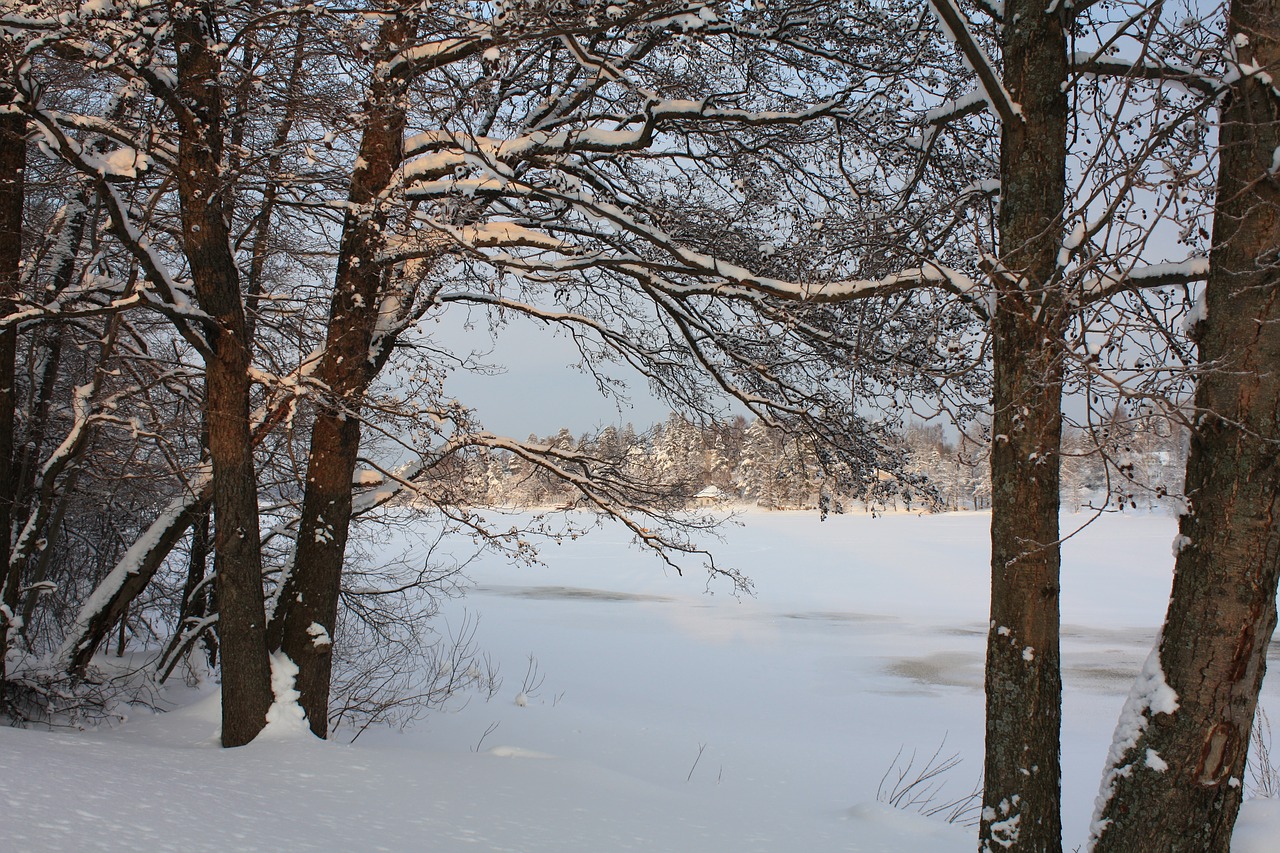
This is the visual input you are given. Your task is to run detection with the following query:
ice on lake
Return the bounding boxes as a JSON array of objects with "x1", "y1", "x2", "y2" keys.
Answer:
[{"x1": 3, "y1": 509, "x2": 1276, "y2": 852}]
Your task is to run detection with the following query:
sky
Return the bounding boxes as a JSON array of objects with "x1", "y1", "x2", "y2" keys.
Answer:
[{"x1": 428, "y1": 307, "x2": 682, "y2": 439}]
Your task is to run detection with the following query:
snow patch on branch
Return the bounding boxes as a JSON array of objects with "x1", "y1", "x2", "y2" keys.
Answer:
[
  {"x1": 384, "y1": 36, "x2": 478, "y2": 77},
  {"x1": 1059, "y1": 220, "x2": 1086, "y2": 268},
  {"x1": 924, "y1": 88, "x2": 990, "y2": 126},
  {"x1": 1070, "y1": 51, "x2": 1222, "y2": 98},
  {"x1": 450, "y1": 222, "x2": 568, "y2": 252},
  {"x1": 1078, "y1": 258, "x2": 1209, "y2": 301},
  {"x1": 1182, "y1": 289, "x2": 1207, "y2": 332}
]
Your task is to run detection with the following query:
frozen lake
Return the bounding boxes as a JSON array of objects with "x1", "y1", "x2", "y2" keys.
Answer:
[{"x1": 3, "y1": 509, "x2": 1277, "y2": 851}]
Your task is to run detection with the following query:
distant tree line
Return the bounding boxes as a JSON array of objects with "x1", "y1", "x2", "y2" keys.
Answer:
[{"x1": 456, "y1": 412, "x2": 1188, "y2": 515}]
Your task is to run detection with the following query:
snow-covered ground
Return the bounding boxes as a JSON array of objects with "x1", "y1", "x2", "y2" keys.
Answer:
[{"x1": 3, "y1": 510, "x2": 1278, "y2": 852}]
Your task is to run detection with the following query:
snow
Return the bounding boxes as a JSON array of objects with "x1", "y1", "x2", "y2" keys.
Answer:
[
  {"x1": 926, "y1": 0, "x2": 1022, "y2": 124},
  {"x1": 1184, "y1": 288, "x2": 1208, "y2": 332},
  {"x1": 924, "y1": 89, "x2": 990, "y2": 127},
  {"x1": 306, "y1": 622, "x2": 332, "y2": 648},
  {"x1": 1079, "y1": 258, "x2": 1210, "y2": 301},
  {"x1": 5, "y1": 511, "x2": 1277, "y2": 851},
  {"x1": 1059, "y1": 220, "x2": 1086, "y2": 268},
  {"x1": 261, "y1": 653, "x2": 309, "y2": 738},
  {"x1": 1171, "y1": 533, "x2": 1193, "y2": 555},
  {"x1": 1088, "y1": 638, "x2": 1182, "y2": 845},
  {"x1": 1235, "y1": 798, "x2": 1280, "y2": 853},
  {"x1": 78, "y1": 0, "x2": 115, "y2": 15}
]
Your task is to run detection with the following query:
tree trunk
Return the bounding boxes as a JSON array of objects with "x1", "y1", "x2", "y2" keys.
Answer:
[
  {"x1": 173, "y1": 12, "x2": 272, "y2": 747},
  {"x1": 12, "y1": 194, "x2": 88, "y2": 640},
  {"x1": 185, "y1": 506, "x2": 218, "y2": 667},
  {"x1": 269, "y1": 15, "x2": 413, "y2": 737},
  {"x1": 0, "y1": 69, "x2": 25, "y2": 695},
  {"x1": 981, "y1": 3, "x2": 1070, "y2": 851},
  {"x1": 1089, "y1": 2, "x2": 1280, "y2": 849},
  {"x1": 59, "y1": 482, "x2": 211, "y2": 676}
]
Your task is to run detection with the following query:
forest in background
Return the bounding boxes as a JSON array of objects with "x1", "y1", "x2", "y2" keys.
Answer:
[{"x1": 463, "y1": 415, "x2": 1189, "y2": 514}]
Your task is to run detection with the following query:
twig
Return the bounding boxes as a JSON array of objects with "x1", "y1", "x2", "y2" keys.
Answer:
[
  {"x1": 472, "y1": 720, "x2": 500, "y2": 753},
  {"x1": 686, "y1": 742, "x2": 707, "y2": 782}
]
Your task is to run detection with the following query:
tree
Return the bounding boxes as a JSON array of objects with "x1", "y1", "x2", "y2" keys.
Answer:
[
  {"x1": 7, "y1": 0, "x2": 923, "y2": 743},
  {"x1": 14, "y1": 14, "x2": 1245, "y2": 832},
  {"x1": 11, "y1": 0, "x2": 325, "y2": 741},
  {"x1": 169, "y1": 5, "x2": 275, "y2": 747},
  {"x1": 266, "y1": 9, "x2": 421, "y2": 738},
  {"x1": 0, "y1": 31, "x2": 25, "y2": 696},
  {"x1": 1090, "y1": 1, "x2": 1280, "y2": 848},
  {"x1": 249, "y1": 0, "x2": 934, "y2": 738},
  {"x1": 575, "y1": 2, "x2": 1216, "y2": 845}
]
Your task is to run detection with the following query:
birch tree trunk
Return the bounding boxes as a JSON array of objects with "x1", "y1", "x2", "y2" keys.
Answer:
[{"x1": 1090, "y1": 1, "x2": 1280, "y2": 848}]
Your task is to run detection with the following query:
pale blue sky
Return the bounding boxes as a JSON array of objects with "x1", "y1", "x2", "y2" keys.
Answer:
[{"x1": 431, "y1": 309, "x2": 674, "y2": 439}]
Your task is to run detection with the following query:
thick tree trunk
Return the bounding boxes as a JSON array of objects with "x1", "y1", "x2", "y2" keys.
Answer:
[
  {"x1": 173, "y1": 13, "x2": 272, "y2": 747},
  {"x1": 1089, "y1": 2, "x2": 1280, "y2": 849},
  {"x1": 981, "y1": 3, "x2": 1069, "y2": 851},
  {"x1": 0, "y1": 76, "x2": 25, "y2": 695},
  {"x1": 269, "y1": 15, "x2": 413, "y2": 737}
]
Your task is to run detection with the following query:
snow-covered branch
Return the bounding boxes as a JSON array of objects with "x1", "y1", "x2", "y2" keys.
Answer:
[
  {"x1": 1071, "y1": 52, "x2": 1222, "y2": 98},
  {"x1": 1077, "y1": 258, "x2": 1210, "y2": 304},
  {"x1": 926, "y1": 0, "x2": 1021, "y2": 126}
]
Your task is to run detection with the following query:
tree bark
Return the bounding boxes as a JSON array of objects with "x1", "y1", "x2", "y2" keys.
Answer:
[
  {"x1": 1090, "y1": 2, "x2": 1280, "y2": 849},
  {"x1": 981, "y1": 3, "x2": 1070, "y2": 851},
  {"x1": 268, "y1": 14, "x2": 414, "y2": 737},
  {"x1": 0, "y1": 63, "x2": 25, "y2": 696},
  {"x1": 173, "y1": 11, "x2": 272, "y2": 747}
]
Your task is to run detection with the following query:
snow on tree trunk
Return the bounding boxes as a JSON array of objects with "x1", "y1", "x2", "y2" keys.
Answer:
[
  {"x1": 981, "y1": 2, "x2": 1069, "y2": 851},
  {"x1": 1090, "y1": 2, "x2": 1280, "y2": 849}
]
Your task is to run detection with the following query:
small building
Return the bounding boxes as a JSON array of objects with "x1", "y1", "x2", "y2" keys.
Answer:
[{"x1": 693, "y1": 485, "x2": 729, "y2": 507}]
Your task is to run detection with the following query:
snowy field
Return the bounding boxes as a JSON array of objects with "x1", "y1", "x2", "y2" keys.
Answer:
[{"x1": 3, "y1": 509, "x2": 1278, "y2": 852}]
